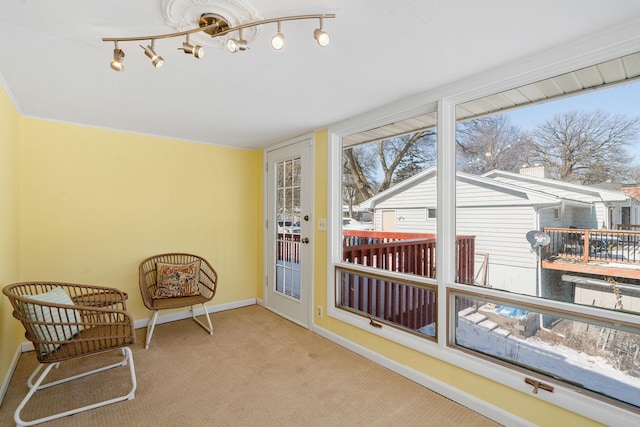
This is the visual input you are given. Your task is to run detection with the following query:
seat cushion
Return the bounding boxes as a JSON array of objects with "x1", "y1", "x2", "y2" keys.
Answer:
[
  {"x1": 22, "y1": 287, "x2": 81, "y2": 354},
  {"x1": 154, "y1": 261, "x2": 201, "y2": 299}
]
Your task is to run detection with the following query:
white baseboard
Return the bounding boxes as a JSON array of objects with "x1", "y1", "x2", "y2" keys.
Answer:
[
  {"x1": 0, "y1": 345, "x2": 23, "y2": 405},
  {"x1": 133, "y1": 298, "x2": 257, "y2": 329},
  {"x1": 312, "y1": 324, "x2": 535, "y2": 427}
]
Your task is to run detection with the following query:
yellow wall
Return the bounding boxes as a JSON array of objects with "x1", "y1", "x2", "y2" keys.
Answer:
[
  {"x1": 1, "y1": 94, "x2": 262, "y2": 390},
  {"x1": 18, "y1": 119, "x2": 261, "y2": 321},
  {"x1": 0, "y1": 82, "x2": 22, "y2": 385},
  {"x1": 311, "y1": 130, "x2": 601, "y2": 426}
]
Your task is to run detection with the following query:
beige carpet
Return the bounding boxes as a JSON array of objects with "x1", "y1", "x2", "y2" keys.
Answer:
[{"x1": 0, "y1": 305, "x2": 501, "y2": 426}]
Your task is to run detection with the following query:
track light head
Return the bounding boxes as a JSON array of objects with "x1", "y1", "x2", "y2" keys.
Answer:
[
  {"x1": 227, "y1": 38, "x2": 248, "y2": 53},
  {"x1": 271, "y1": 22, "x2": 285, "y2": 50},
  {"x1": 313, "y1": 28, "x2": 329, "y2": 46},
  {"x1": 141, "y1": 41, "x2": 164, "y2": 68},
  {"x1": 314, "y1": 17, "x2": 330, "y2": 47},
  {"x1": 179, "y1": 35, "x2": 204, "y2": 58},
  {"x1": 110, "y1": 46, "x2": 125, "y2": 72},
  {"x1": 227, "y1": 29, "x2": 248, "y2": 53}
]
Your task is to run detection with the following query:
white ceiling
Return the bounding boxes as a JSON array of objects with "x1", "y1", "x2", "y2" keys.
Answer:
[{"x1": 2, "y1": 0, "x2": 640, "y2": 150}]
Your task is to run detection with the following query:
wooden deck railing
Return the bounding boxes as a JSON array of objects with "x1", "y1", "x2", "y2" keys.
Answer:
[
  {"x1": 342, "y1": 231, "x2": 476, "y2": 284},
  {"x1": 543, "y1": 227, "x2": 640, "y2": 264},
  {"x1": 340, "y1": 231, "x2": 476, "y2": 333},
  {"x1": 338, "y1": 268, "x2": 437, "y2": 332},
  {"x1": 277, "y1": 230, "x2": 477, "y2": 332}
]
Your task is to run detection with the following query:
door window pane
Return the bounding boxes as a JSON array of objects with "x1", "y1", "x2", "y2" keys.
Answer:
[{"x1": 275, "y1": 157, "x2": 301, "y2": 299}]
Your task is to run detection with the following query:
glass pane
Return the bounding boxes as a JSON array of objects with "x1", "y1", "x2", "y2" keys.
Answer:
[
  {"x1": 454, "y1": 75, "x2": 640, "y2": 318},
  {"x1": 453, "y1": 294, "x2": 640, "y2": 409},
  {"x1": 275, "y1": 157, "x2": 302, "y2": 299},
  {"x1": 338, "y1": 268, "x2": 437, "y2": 337},
  {"x1": 341, "y1": 110, "x2": 439, "y2": 280}
]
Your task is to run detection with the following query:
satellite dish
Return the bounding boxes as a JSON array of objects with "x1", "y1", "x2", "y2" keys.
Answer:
[{"x1": 526, "y1": 230, "x2": 550, "y2": 250}]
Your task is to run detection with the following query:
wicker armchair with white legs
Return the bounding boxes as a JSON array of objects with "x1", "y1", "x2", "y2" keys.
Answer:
[
  {"x1": 2, "y1": 282, "x2": 137, "y2": 427},
  {"x1": 138, "y1": 253, "x2": 218, "y2": 349}
]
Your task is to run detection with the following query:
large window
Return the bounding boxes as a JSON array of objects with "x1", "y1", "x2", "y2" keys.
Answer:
[
  {"x1": 337, "y1": 107, "x2": 440, "y2": 337},
  {"x1": 330, "y1": 49, "x2": 640, "y2": 422},
  {"x1": 453, "y1": 54, "x2": 640, "y2": 409}
]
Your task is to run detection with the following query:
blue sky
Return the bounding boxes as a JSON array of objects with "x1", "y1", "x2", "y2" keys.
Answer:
[{"x1": 505, "y1": 80, "x2": 640, "y2": 132}]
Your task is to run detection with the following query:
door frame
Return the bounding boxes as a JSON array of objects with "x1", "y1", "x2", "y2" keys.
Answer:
[{"x1": 263, "y1": 133, "x2": 314, "y2": 328}]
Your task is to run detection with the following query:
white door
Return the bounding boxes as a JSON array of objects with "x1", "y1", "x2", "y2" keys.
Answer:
[
  {"x1": 265, "y1": 137, "x2": 313, "y2": 327},
  {"x1": 382, "y1": 210, "x2": 396, "y2": 231}
]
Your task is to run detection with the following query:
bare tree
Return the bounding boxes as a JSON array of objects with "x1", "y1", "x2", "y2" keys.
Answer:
[
  {"x1": 456, "y1": 115, "x2": 527, "y2": 174},
  {"x1": 343, "y1": 144, "x2": 379, "y2": 203},
  {"x1": 526, "y1": 110, "x2": 639, "y2": 184},
  {"x1": 343, "y1": 130, "x2": 436, "y2": 206},
  {"x1": 379, "y1": 131, "x2": 436, "y2": 188}
]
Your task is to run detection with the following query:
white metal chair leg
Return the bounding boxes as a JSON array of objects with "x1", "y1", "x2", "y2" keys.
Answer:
[
  {"x1": 191, "y1": 303, "x2": 213, "y2": 335},
  {"x1": 145, "y1": 310, "x2": 159, "y2": 349},
  {"x1": 27, "y1": 362, "x2": 60, "y2": 389},
  {"x1": 14, "y1": 347, "x2": 137, "y2": 427}
]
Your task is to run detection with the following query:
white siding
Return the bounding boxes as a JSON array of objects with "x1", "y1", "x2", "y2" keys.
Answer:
[
  {"x1": 457, "y1": 205, "x2": 538, "y2": 295},
  {"x1": 369, "y1": 175, "x2": 541, "y2": 294},
  {"x1": 375, "y1": 178, "x2": 437, "y2": 209},
  {"x1": 539, "y1": 207, "x2": 563, "y2": 228},
  {"x1": 594, "y1": 204, "x2": 608, "y2": 229},
  {"x1": 397, "y1": 208, "x2": 433, "y2": 232}
]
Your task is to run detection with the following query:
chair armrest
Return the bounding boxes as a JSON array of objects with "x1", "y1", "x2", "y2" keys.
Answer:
[{"x1": 57, "y1": 282, "x2": 129, "y2": 309}]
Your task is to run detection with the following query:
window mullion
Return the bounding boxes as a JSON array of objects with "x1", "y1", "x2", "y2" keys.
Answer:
[{"x1": 437, "y1": 97, "x2": 457, "y2": 346}]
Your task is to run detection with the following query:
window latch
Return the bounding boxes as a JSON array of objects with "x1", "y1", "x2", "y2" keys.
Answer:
[
  {"x1": 368, "y1": 315, "x2": 382, "y2": 328},
  {"x1": 525, "y1": 377, "x2": 554, "y2": 394}
]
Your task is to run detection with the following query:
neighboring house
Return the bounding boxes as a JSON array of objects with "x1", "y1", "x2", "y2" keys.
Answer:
[
  {"x1": 620, "y1": 184, "x2": 640, "y2": 224},
  {"x1": 359, "y1": 166, "x2": 640, "y2": 297},
  {"x1": 485, "y1": 167, "x2": 640, "y2": 232}
]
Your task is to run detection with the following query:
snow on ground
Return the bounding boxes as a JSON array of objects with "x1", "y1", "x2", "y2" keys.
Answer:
[{"x1": 456, "y1": 315, "x2": 640, "y2": 408}]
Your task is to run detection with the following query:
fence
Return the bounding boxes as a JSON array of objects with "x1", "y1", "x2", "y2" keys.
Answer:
[{"x1": 340, "y1": 231, "x2": 476, "y2": 333}]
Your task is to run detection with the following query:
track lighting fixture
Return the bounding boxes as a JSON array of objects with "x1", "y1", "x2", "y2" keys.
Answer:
[
  {"x1": 110, "y1": 42, "x2": 125, "y2": 72},
  {"x1": 226, "y1": 28, "x2": 248, "y2": 53},
  {"x1": 179, "y1": 35, "x2": 204, "y2": 58},
  {"x1": 102, "y1": 13, "x2": 335, "y2": 71},
  {"x1": 141, "y1": 40, "x2": 164, "y2": 68},
  {"x1": 313, "y1": 17, "x2": 330, "y2": 47},
  {"x1": 271, "y1": 21, "x2": 285, "y2": 50}
]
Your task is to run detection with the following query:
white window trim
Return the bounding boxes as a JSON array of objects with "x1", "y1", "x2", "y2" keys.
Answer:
[{"x1": 326, "y1": 20, "x2": 640, "y2": 425}]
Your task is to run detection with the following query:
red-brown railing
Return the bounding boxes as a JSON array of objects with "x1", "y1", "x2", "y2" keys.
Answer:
[
  {"x1": 342, "y1": 231, "x2": 476, "y2": 284},
  {"x1": 340, "y1": 231, "x2": 476, "y2": 333},
  {"x1": 276, "y1": 230, "x2": 476, "y2": 333},
  {"x1": 339, "y1": 269, "x2": 437, "y2": 332}
]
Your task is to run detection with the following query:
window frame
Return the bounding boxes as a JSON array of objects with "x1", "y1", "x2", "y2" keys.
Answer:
[{"x1": 326, "y1": 32, "x2": 640, "y2": 424}]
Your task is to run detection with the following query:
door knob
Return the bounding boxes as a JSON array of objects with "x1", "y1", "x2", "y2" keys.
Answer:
[
  {"x1": 304, "y1": 215, "x2": 310, "y2": 221},
  {"x1": 301, "y1": 237, "x2": 309, "y2": 244}
]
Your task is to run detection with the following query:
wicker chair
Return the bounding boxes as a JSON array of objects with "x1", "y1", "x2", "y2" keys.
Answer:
[
  {"x1": 138, "y1": 253, "x2": 218, "y2": 349},
  {"x1": 2, "y1": 282, "x2": 137, "y2": 427}
]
